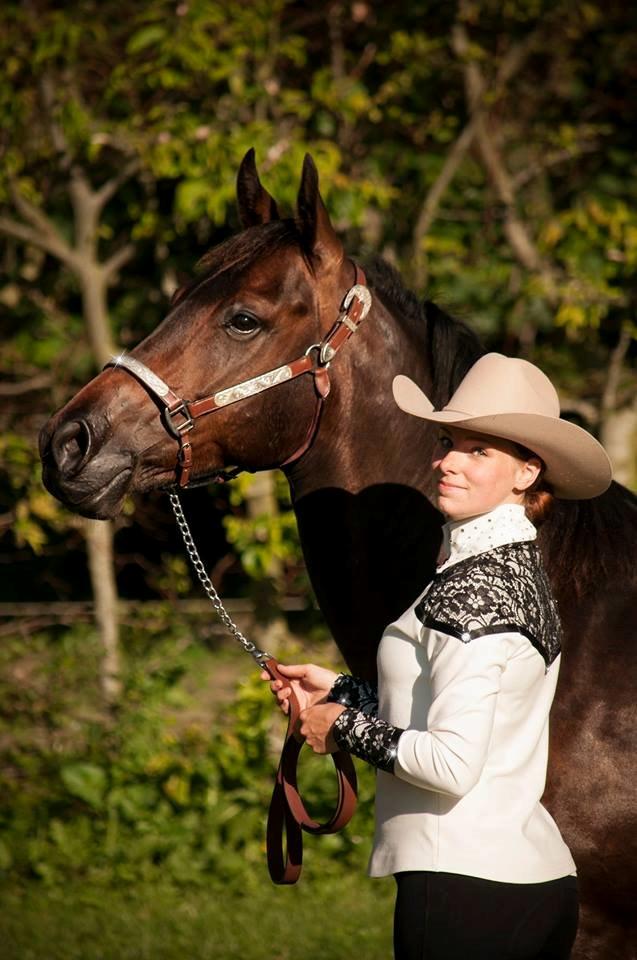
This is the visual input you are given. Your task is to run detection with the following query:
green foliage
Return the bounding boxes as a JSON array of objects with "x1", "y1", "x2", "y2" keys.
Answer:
[
  {"x1": 0, "y1": 434, "x2": 68, "y2": 553},
  {"x1": 224, "y1": 473, "x2": 303, "y2": 585},
  {"x1": 540, "y1": 197, "x2": 637, "y2": 330},
  {"x1": 0, "y1": 623, "x2": 375, "y2": 887},
  {"x1": 60, "y1": 764, "x2": 108, "y2": 810}
]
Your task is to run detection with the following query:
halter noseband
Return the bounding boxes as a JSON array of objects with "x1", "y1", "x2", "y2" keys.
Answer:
[{"x1": 104, "y1": 263, "x2": 372, "y2": 488}]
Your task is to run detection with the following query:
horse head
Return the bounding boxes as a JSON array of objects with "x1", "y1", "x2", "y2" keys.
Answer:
[{"x1": 40, "y1": 151, "x2": 364, "y2": 519}]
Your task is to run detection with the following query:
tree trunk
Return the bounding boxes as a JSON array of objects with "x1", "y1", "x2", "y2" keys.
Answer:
[
  {"x1": 77, "y1": 261, "x2": 120, "y2": 706},
  {"x1": 244, "y1": 470, "x2": 289, "y2": 653},
  {"x1": 1, "y1": 129, "x2": 138, "y2": 709},
  {"x1": 601, "y1": 407, "x2": 637, "y2": 490},
  {"x1": 78, "y1": 266, "x2": 117, "y2": 366},
  {"x1": 83, "y1": 517, "x2": 122, "y2": 704}
]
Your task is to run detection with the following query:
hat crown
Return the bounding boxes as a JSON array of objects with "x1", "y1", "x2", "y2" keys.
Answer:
[{"x1": 446, "y1": 354, "x2": 560, "y2": 419}]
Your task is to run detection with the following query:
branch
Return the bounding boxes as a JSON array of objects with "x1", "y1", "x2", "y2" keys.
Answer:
[
  {"x1": 0, "y1": 215, "x2": 42, "y2": 248},
  {"x1": 411, "y1": 26, "x2": 544, "y2": 286},
  {"x1": 327, "y1": 2, "x2": 345, "y2": 81},
  {"x1": 559, "y1": 396, "x2": 600, "y2": 426},
  {"x1": 493, "y1": 26, "x2": 543, "y2": 88},
  {"x1": 0, "y1": 210, "x2": 78, "y2": 269},
  {"x1": 68, "y1": 165, "x2": 100, "y2": 254},
  {"x1": 455, "y1": 0, "x2": 543, "y2": 82},
  {"x1": 452, "y1": 21, "x2": 557, "y2": 292},
  {"x1": 511, "y1": 142, "x2": 600, "y2": 191},
  {"x1": 0, "y1": 373, "x2": 52, "y2": 396},
  {"x1": 411, "y1": 118, "x2": 478, "y2": 283},
  {"x1": 93, "y1": 158, "x2": 140, "y2": 212},
  {"x1": 103, "y1": 242, "x2": 136, "y2": 282},
  {"x1": 601, "y1": 323, "x2": 633, "y2": 416},
  {"x1": 350, "y1": 42, "x2": 377, "y2": 82},
  {"x1": 39, "y1": 72, "x2": 72, "y2": 164}
]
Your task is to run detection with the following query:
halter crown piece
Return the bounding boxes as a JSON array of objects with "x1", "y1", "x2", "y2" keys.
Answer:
[{"x1": 104, "y1": 263, "x2": 370, "y2": 488}]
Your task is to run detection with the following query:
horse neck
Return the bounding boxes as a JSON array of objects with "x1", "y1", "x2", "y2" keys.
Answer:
[
  {"x1": 286, "y1": 297, "x2": 435, "y2": 497},
  {"x1": 284, "y1": 298, "x2": 443, "y2": 677}
]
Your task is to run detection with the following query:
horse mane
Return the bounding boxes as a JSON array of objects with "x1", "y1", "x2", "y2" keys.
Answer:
[
  {"x1": 539, "y1": 483, "x2": 637, "y2": 599},
  {"x1": 363, "y1": 256, "x2": 484, "y2": 406}
]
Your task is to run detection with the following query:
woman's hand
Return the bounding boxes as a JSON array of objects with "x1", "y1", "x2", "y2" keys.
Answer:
[
  {"x1": 260, "y1": 662, "x2": 339, "y2": 715},
  {"x1": 298, "y1": 702, "x2": 347, "y2": 754}
]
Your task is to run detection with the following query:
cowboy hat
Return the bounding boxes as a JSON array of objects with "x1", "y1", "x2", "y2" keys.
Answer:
[{"x1": 392, "y1": 353, "x2": 612, "y2": 499}]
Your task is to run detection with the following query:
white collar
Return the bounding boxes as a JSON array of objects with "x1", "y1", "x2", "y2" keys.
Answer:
[{"x1": 437, "y1": 503, "x2": 537, "y2": 572}]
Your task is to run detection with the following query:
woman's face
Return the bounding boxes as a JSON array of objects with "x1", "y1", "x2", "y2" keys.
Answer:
[{"x1": 432, "y1": 426, "x2": 541, "y2": 521}]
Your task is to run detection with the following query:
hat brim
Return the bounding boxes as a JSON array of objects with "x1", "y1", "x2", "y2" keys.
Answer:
[{"x1": 392, "y1": 375, "x2": 612, "y2": 500}]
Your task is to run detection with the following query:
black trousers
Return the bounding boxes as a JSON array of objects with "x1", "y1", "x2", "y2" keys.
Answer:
[{"x1": 394, "y1": 871, "x2": 578, "y2": 960}]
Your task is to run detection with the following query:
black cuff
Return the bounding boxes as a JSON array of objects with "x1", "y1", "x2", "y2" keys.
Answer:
[
  {"x1": 326, "y1": 674, "x2": 378, "y2": 716},
  {"x1": 332, "y1": 708, "x2": 403, "y2": 774}
]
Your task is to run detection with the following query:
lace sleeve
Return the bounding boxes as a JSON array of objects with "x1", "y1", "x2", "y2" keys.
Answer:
[
  {"x1": 326, "y1": 674, "x2": 378, "y2": 716},
  {"x1": 332, "y1": 709, "x2": 403, "y2": 774}
]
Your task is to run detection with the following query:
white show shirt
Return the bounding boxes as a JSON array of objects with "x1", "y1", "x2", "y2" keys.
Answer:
[{"x1": 368, "y1": 503, "x2": 576, "y2": 883}]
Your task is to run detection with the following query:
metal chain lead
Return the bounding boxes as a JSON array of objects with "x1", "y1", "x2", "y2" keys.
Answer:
[{"x1": 168, "y1": 491, "x2": 271, "y2": 666}]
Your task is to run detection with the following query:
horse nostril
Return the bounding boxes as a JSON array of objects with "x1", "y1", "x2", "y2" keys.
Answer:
[{"x1": 50, "y1": 419, "x2": 94, "y2": 478}]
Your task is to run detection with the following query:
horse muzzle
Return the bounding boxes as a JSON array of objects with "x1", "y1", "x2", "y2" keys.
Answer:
[{"x1": 39, "y1": 414, "x2": 135, "y2": 519}]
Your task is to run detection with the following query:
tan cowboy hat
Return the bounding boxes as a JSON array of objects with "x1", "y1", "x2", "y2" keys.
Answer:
[{"x1": 392, "y1": 353, "x2": 612, "y2": 499}]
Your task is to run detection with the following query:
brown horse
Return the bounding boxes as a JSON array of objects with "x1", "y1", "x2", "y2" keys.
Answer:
[{"x1": 40, "y1": 152, "x2": 637, "y2": 959}]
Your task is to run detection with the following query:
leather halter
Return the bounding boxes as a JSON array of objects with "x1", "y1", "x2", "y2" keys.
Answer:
[{"x1": 104, "y1": 263, "x2": 371, "y2": 486}]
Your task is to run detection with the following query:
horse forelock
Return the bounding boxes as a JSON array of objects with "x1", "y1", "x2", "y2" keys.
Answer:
[{"x1": 177, "y1": 220, "x2": 302, "y2": 302}]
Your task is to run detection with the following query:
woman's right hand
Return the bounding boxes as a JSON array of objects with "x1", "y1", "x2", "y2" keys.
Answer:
[{"x1": 260, "y1": 663, "x2": 339, "y2": 716}]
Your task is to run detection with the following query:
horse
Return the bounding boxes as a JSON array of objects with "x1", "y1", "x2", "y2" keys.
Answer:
[{"x1": 40, "y1": 150, "x2": 637, "y2": 959}]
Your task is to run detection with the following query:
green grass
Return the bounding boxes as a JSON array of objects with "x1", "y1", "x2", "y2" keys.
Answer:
[{"x1": 0, "y1": 872, "x2": 394, "y2": 960}]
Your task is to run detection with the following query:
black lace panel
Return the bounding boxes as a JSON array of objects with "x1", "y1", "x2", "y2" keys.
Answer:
[
  {"x1": 327, "y1": 674, "x2": 378, "y2": 716},
  {"x1": 415, "y1": 542, "x2": 562, "y2": 668},
  {"x1": 332, "y1": 708, "x2": 403, "y2": 774}
]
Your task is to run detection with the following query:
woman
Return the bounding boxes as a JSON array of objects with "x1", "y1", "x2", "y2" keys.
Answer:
[{"x1": 262, "y1": 353, "x2": 612, "y2": 960}]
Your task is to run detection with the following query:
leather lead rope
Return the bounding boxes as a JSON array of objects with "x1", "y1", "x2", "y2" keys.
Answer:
[
  {"x1": 168, "y1": 492, "x2": 357, "y2": 884},
  {"x1": 261, "y1": 657, "x2": 358, "y2": 885}
]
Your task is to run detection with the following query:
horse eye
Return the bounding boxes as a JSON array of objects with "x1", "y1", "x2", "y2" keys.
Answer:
[{"x1": 228, "y1": 312, "x2": 260, "y2": 335}]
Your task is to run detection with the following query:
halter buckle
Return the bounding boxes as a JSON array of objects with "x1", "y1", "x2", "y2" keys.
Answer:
[
  {"x1": 342, "y1": 284, "x2": 372, "y2": 323},
  {"x1": 164, "y1": 401, "x2": 194, "y2": 439}
]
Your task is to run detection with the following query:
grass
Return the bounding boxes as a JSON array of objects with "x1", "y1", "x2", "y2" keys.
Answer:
[{"x1": 0, "y1": 871, "x2": 395, "y2": 960}]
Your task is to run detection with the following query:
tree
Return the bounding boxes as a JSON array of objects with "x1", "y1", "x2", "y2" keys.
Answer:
[{"x1": 1, "y1": 0, "x2": 635, "y2": 648}]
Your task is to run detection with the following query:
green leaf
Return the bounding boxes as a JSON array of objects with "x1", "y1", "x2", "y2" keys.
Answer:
[
  {"x1": 60, "y1": 763, "x2": 107, "y2": 810},
  {"x1": 127, "y1": 24, "x2": 167, "y2": 54}
]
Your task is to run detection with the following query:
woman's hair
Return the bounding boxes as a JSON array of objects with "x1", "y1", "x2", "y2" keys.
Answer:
[{"x1": 512, "y1": 442, "x2": 555, "y2": 527}]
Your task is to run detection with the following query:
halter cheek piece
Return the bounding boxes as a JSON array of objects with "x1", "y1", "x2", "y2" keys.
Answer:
[{"x1": 104, "y1": 263, "x2": 371, "y2": 487}]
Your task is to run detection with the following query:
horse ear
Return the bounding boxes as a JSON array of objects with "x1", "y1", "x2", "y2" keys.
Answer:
[
  {"x1": 296, "y1": 154, "x2": 344, "y2": 268},
  {"x1": 236, "y1": 148, "x2": 280, "y2": 228}
]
